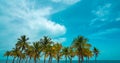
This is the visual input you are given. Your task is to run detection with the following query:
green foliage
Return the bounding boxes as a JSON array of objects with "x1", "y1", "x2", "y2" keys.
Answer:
[{"x1": 4, "y1": 35, "x2": 99, "y2": 63}]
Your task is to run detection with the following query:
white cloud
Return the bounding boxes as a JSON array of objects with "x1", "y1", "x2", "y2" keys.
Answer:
[
  {"x1": 51, "y1": 0, "x2": 80, "y2": 5},
  {"x1": 88, "y1": 28, "x2": 120, "y2": 37},
  {"x1": 90, "y1": 3, "x2": 112, "y2": 26},
  {"x1": 0, "y1": 0, "x2": 66, "y2": 42}
]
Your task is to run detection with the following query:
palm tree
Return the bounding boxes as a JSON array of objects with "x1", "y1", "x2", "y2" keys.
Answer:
[
  {"x1": 16, "y1": 35, "x2": 29, "y2": 63},
  {"x1": 4, "y1": 51, "x2": 11, "y2": 63},
  {"x1": 62, "y1": 47, "x2": 69, "y2": 63},
  {"x1": 32, "y1": 42, "x2": 42, "y2": 63},
  {"x1": 93, "y1": 47, "x2": 99, "y2": 63},
  {"x1": 83, "y1": 48, "x2": 93, "y2": 63},
  {"x1": 53, "y1": 43, "x2": 62, "y2": 63},
  {"x1": 16, "y1": 35, "x2": 29, "y2": 51},
  {"x1": 10, "y1": 47, "x2": 20, "y2": 63},
  {"x1": 68, "y1": 47, "x2": 75, "y2": 63},
  {"x1": 25, "y1": 45, "x2": 33, "y2": 63},
  {"x1": 72, "y1": 36, "x2": 88, "y2": 63},
  {"x1": 40, "y1": 36, "x2": 52, "y2": 63}
]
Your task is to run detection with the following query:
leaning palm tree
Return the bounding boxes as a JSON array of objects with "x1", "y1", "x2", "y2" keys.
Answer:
[
  {"x1": 62, "y1": 47, "x2": 69, "y2": 63},
  {"x1": 72, "y1": 36, "x2": 88, "y2": 63},
  {"x1": 93, "y1": 47, "x2": 99, "y2": 63},
  {"x1": 4, "y1": 51, "x2": 11, "y2": 63}
]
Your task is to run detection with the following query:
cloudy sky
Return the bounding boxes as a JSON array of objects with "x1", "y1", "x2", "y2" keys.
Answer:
[{"x1": 0, "y1": 0, "x2": 120, "y2": 60}]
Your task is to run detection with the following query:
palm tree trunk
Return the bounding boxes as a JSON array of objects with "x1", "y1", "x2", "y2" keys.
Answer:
[
  {"x1": 57, "y1": 59, "x2": 60, "y2": 63},
  {"x1": 65, "y1": 57, "x2": 67, "y2": 63},
  {"x1": 48, "y1": 56, "x2": 51, "y2": 63},
  {"x1": 6, "y1": 56, "x2": 8, "y2": 63},
  {"x1": 50, "y1": 56, "x2": 52, "y2": 63},
  {"x1": 29, "y1": 57, "x2": 31, "y2": 63},
  {"x1": 95, "y1": 56, "x2": 97, "y2": 63},
  {"x1": 81, "y1": 55, "x2": 84, "y2": 63},
  {"x1": 34, "y1": 58, "x2": 36, "y2": 63},
  {"x1": 12, "y1": 57, "x2": 15, "y2": 63},
  {"x1": 70, "y1": 58, "x2": 72, "y2": 63},
  {"x1": 78, "y1": 56, "x2": 80, "y2": 63},
  {"x1": 19, "y1": 58, "x2": 21, "y2": 63},
  {"x1": 44, "y1": 57, "x2": 46, "y2": 63},
  {"x1": 25, "y1": 57, "x2": 28, "y2": 63}
]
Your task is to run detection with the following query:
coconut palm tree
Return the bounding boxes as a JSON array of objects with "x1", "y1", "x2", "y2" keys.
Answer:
[
  {"x1": 16, "y1": 35, "x2": 29, "y2": 51},
  {"x1": 32, "y1": 41, "x2": 42, "y2": 63},
  {"x1": 25, "y1": 45, "x2": 33, "y2": 63},
  {"x1": 10, "y1": 47, "x2": 20, "y2": 63},
  {"x1": 83, "y1": 48, "x2": 93, "y2": 63},
  {"x1": 72, "y1": 36, "x2": 88, "y2": 63},
  {"x1": 4, "y1": 51, "x2": 11, "y2": 63},
  {"x1": 53, "y1": 43, "x2": 62, "y2": 63},
  {"x1": 40, "y1": 36, "x2": 53, "y2": 63},
  {"x1": 93, "y1": 47, "x2": 99, "y2": 63},
  {"x1": 62, "y1": 47, "x2": 69, "y2": 63},
  {"x1": 16, "y1": 35, "x2": 29, "y2": 63},
  {"x1": 68, "y1": 47, "x2": 75, "y2": 63}
]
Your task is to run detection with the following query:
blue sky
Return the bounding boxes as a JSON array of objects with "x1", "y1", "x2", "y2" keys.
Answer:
[{"x1": 0, "y1": 0, "x2": 120, "y2": 60}]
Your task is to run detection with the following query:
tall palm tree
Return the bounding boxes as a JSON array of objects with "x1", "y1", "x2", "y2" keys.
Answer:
[
  {"x1": 53, "y1": 43, "x2": 62, "y2": 63},
  {"x1": 68, "y1": 47, "x2": 75, "y2": 63},
  {"x1": 43, "y1": 43, "x2": 56, "y2": 63},
  {"x1": 16, "y1": 35, "x2": 29, "y2": 51},
  {"x1": 62, "y1": 47, "x2": 69, "y2": 63},
  {"x1": 25, "y1": 45, "x2": 33, "y2": 63},
  {"x1": 10, "y1": 47, "x2": 20, "y2": 63},
  {"x1": 93, "y1": 47, "x2": 99, "y2": 63},
  {"x1": 40, "y1": 36, "x2": 52, "y2": 63},
  {"x1": 83, "y1": 48, "x2": 93, "y2": 63},
  {"x1": 16, "y1": 35, "x2": 29, "y2": 63},
  {"x1": 32, "y1": 42, "x2": 42, "y2": 63},
  {"x1": 4, "y1": 51, "x2": 11, "y2": 63},
  {"x1": 72, "y1": 36, "x2": 88, "y2": 63}
]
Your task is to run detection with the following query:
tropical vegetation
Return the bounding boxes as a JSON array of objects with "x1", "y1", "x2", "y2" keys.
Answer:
[{"x1": 4, "y1": 35, "x2": 99, "y2": 63}]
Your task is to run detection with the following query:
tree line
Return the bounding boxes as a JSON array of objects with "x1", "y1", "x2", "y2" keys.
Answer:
[{"x1": 4, "y1": 35, "x2": 99, "y2": 63}]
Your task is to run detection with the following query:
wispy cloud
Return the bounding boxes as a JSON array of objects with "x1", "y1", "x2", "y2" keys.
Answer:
[
  {"x1": 90, "y1": 3, "x2": 112, "y2": 26},
  {"x1": 51, "y1": 0, "x2": 80, "y2": 5},
  {"x1": 87, "y1": 28, "x2": 120, "y2": 39},
  {"x1": 0, "y1": 0, "x2": 69, "y2": 44}
]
